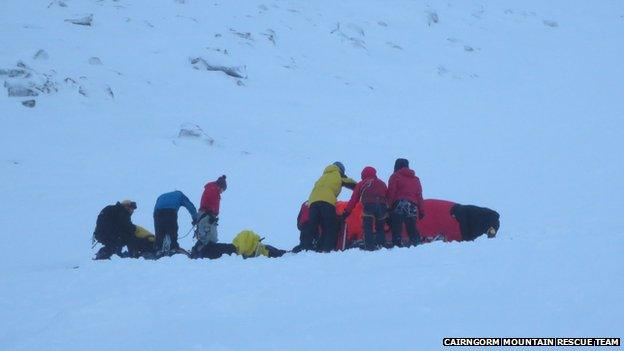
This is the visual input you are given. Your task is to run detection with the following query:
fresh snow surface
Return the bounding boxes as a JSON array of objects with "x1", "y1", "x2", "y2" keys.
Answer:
[{"x1": 1, "y1": 0, "x2": 623, "y2": 350}]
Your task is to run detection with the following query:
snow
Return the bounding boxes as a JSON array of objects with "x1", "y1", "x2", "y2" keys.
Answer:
[{"x1": 1, "y1": 0, "x2": 623, "y2": 350}]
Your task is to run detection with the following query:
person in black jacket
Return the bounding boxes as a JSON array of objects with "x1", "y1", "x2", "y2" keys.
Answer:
[
  {"x1": 93, "y1": 200, "x2": 137, "y2": 260},
  {"x1": 452, "y1": 204, "x2": 500, "y2": 241}
]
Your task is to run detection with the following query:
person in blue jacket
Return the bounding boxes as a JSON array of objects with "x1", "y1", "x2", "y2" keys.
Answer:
[{"x1": 153, "y1": 190, "x2": 198, "y2": 256}]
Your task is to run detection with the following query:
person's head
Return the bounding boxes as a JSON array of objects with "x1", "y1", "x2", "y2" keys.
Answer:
[
  {"x1": 394, "y1": 158, "x2": 409, "y2": 172},
  {"x1": 333, "y1": 161, "x2": 345, "y2": 177},
  {"x1": 486, "y1": 213, "x2": 500, "y2": 238},
  {"x1": 216, "y1": 175, "x2": 227, "y2": 192},
  {"x1": 120, "y1": 199, "x2": 137, "y2": 214},
  {"x1": 361, "y1": 166, "x2": 377, "y2": 180}
]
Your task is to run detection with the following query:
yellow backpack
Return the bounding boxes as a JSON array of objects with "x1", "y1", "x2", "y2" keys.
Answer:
[
  {"x1": 135, "y1": 226, "x2": 156, "y2": 242},
  {"x1": 232, "y1": 230, "x2": 269, "y2": 258}
]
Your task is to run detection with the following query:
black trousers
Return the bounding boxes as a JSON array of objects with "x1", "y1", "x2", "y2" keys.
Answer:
[
  {"x1": 302, "y1": 201, "x2": 338, "y2": 252},
  {"x1": 265, "y1": 245, "x2": 287, "y2": 258},
  {"x1": 127, "y1": 237, "x2": 156, "y2": 258},
  {"x1": 362, "y1": 202, "x2": 388, "y2": 249},
  {"x1": 94, "y1": 232, "x2": 125, "y2": 259},
  {"x1": 390, "y1": 203, "x2": 420, "y2": 247},
  {"x1": 191, "y1": 241, "x2": 236, "y2": 259},
  {"x1": 154, "y1": 209, "x2": 179, "y2": 252},
  {"x1": 94, "y1": 243, "x2": 122, "y2": 260}
]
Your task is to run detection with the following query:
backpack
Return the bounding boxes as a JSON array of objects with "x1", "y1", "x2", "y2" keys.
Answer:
[{"x1": 93, "y1": 206, "x2": 116, "y2": 243}]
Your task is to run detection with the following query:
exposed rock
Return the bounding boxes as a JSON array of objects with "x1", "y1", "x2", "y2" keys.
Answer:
[
  {"x1": 178, "y1": 123, "x2": 215, "y2": 145},
  {"x1": 47, "y1": 1, "x2": 68, "y2": 8},
  {"x1": 543, "y1": 20, "x2": 559, "y2": 27},
  {"x1": 88, "y1": 57, "x2": 102, "y2": 65},
  {"x1": 16, "y1": 61, "x2": 31, "y2": 70},
  {"x1": 5, "y1": 82, "x2": 39, "y2": 97},
  {"x1": 229, "y1": 28, "x2": 252, "y2": 40},
  {"x1": 330, "y1": 22, "x2": 367, "y2": 50},
  {"x1": 22, "y1": 100, "x2": 36, "y2": 108},
  {"x1": 190, "y1": 57, "x2": 246, "y2": 79},
  {"x1": 0, "y1": 69, "x2": 30, "y2": 78},
  {"x1": 387, "y1": 42, "x2": 403, "y2": 50},
  {"x1": 33, "y1": 49, "x2": 49, "y2": 60},
  {"x1": 426, "y1": 10, "x2": 439, "y2": 26},
  {"x1": 65, "y1": 14, "x2": 93, "y2": 26},
  {"x1": 262, "y1": 29, "x2": 276, "y2": 45}
]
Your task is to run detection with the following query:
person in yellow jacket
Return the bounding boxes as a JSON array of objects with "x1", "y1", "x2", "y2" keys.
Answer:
[
  {"x1": 299, "y1": 162, "x2": 356, "y2": 252},
  {"x1": 233, "y1": 230, "x2": 287, "y2": 258},
  {"x1": 127, "y1": 225, "x2": 157, "y2": 258}
]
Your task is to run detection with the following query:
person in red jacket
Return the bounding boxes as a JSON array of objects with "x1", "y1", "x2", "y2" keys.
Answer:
[
  {"x1": 417, "y1": 199, "x2": 500, "y2": 242},
  {"x1": 387, "y1": 158, "x2": 424, "y2": 247},
  {"x1": 191, "y1": 175, "x2": 236, "y2": 259},
  {"x1": 343, "y1": 166, "x2": 388, "y2": 250}
]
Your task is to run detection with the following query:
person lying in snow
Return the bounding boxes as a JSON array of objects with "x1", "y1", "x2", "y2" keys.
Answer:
[
  {"x1": 93, "y1": 200, "x2": 138, "y2": 260},
  {"x1": 191, "y1": 230, "x2": 286, "y2": 259},
  {"x1": 337, "y1": 199, "x2": 500, "y2": 248},
  {"x1": 298, "y1": 162, "x2": 357, "y2": 252},
  {"x1": 233, "y1": 230, "x2": 287, "y2": 258}
]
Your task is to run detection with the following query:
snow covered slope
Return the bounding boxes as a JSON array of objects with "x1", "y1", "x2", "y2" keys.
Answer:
[{"x1": 1, "y1": 1, "x2": 623, "y2": 350}]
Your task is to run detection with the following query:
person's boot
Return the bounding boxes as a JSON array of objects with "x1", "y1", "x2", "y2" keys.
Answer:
[
  {"x1": 392, "y1": 233, "x2": 403, "y2": 247},
  {"x1": 375, "y1": 232, "x2": 387, "y2": 249},
  {"x1": 94, "y1": 246, "x2": 112, "y2": 260}
]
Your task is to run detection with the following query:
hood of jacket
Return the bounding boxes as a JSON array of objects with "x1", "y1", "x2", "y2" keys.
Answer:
[
  {"x1": 361, "y1": 166, "x2": 377, "y2": 180},
  {"x1": 323, "y1": 164, "x2": 341, "y2": 175}
]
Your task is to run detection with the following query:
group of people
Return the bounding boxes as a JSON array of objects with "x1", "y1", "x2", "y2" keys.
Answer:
[
  {"x1": 294, "y1": 158, "x2": 426, "y2": 252},
  {"x1": 93, "y1": 176, "x2": 232, "y2": 260},
  {"x1": 92, "y1": 158, "x2": 500, "y2": 260}
]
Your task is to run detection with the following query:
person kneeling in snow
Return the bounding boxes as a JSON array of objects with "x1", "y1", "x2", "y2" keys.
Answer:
[
  {"x1": 93, "y1": 200, "x2": 137, "y2": 260},
  {"x1": 292, "y1": 201, "x2": 316, "y2": 252},
  {"x1": 233, "y1": 230, "x2": 287, "y2": 258}
]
